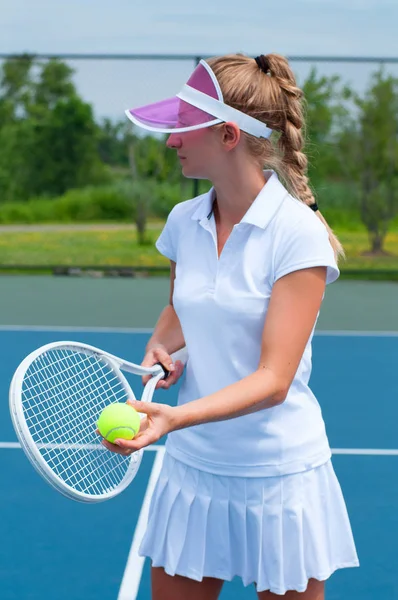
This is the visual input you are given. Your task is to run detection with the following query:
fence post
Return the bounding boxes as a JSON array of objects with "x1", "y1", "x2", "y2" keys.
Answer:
[{"x1": 192, "y1": 55, "x2": 202, "y2": 199}]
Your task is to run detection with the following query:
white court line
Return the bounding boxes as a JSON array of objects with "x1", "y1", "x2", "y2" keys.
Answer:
[
  {"x1": 117, "y1": 446, "x2": 165, "y2": 600},
  {"x1": 0, "y1": 442, "x2": 162, "y2": 451},
  {"x1": 2, "y1": 442, "x2": 398, "y2": 456},
  {"x1": 0, "y1": 325, "x2": 153, "y2": 333},
  {"x1": 0, "y1": 325, "x2": 398, "y2": 336},
  {"x1": 332, "y1": 448, "x2": 398, "y2": 456},
  {"x1": 314, "y1": 330, "x2": 398, "y2": 337}
]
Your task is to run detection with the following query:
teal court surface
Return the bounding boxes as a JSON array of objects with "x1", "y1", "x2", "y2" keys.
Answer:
[{"x1": 0, "y1": 277, "x2": 397, "y2": 599}]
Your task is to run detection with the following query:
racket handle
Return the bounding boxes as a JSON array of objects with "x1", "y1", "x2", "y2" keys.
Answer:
[{"x1": 158, "y1": 347, "x2": 188, "y2": 379}]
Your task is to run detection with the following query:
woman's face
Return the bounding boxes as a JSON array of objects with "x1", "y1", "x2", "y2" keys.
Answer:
[{"x1": 166, "y1": 125, "x2": 223, "y2": 181}]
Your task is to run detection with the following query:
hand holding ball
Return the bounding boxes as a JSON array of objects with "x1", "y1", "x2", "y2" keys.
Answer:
[{"x1": 97, "y1": 402, "x2": 141, "y2": 444}]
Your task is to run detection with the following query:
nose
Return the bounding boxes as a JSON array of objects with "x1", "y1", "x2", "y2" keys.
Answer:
[{"x1": 166, "y1": 133, "x2": 182, "y2": 149}]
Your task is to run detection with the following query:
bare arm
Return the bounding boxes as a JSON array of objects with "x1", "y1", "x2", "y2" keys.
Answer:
[
  {"x1": 145, "y1": 261, "x2": 185, "y2": 355},
  {"x1": 140, "y1": 261, "x2": 186, "y2": 387}
]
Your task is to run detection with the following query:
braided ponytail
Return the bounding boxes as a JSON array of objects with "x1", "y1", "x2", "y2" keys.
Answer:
[
  {"x1": 207, "y1": 53, "x2": 345, "y2": 261},
  {"x1": 265, "y1": 54, "x2": 344, "y2": 259}
]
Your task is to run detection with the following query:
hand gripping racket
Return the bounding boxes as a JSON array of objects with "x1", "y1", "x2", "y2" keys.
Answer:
[{"x1": 9, "y1": 341, "x2": 187, "y2": 503}]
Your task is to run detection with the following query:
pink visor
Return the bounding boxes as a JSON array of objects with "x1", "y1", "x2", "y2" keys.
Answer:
[{"x1": 125, "y1": 60, "x2": 273, "y2": 139}]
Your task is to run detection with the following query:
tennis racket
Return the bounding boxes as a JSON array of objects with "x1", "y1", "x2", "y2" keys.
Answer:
[{"x1": 9, "y1": 341, "x2": 187, "y2": 504}]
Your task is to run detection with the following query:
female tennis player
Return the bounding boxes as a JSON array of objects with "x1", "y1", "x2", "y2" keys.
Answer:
[{"x1": 103, "y1": 53, "x2": 359, "y2": 599}]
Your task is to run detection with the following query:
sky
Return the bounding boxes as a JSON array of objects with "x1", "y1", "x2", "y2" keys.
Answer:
[{"x1": 1, "y1": 0, "x2": 397, "y2": 120}]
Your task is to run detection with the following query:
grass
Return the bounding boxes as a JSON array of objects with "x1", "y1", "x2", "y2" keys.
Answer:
[
  {"x1": 0, "y1": 223, "x2": 398, "y2": 278},
  {"x1": 0, "y1": 227, "x2": 167, "y2": 268},
  {"x1": 338, "y1": 230, "x2": 398, "y2": 270}
]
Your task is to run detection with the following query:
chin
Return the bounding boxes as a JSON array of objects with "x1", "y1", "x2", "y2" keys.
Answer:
[{"x1": 181, "y1": 165, "x2": 208, "y2": 180}]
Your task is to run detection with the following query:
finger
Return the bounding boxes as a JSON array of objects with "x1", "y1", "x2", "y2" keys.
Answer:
[
  {"x1": 127, "y1": 399, "x2": 157, "y2": 414},
  {"x1": 114, "y1": 430, "x2": 158, "y2": 451},
  {"x1": 141, "y1": 356, "x2": 158, "y2": 368},
  {"x1": 141, "y1": 346, "x2": 170, "y2": 368},
  {"x1": 158, "y1": 374, "x2": 178, "y2": 389},
  {"x1": 151, "y1": 348, "x2": 175, "y2": 375},
  {"x1": 174, "y1": 360, "x2": 185, "y2": 377},
  {"x1": 101, "y1": 439, "x2": 132, "y2": 455},
  {"x1": 141, "y1": 344, "x2": 164, "y2": 362},
  {"x1": 159, "y1": 361, "x2": 185, "y2": 388},
  {"x1": 141, "y1": 348, "x2": 175, "y2": 386},
  {"x1": 141, "y1": 355, "x2": 160, "y2": 386}
]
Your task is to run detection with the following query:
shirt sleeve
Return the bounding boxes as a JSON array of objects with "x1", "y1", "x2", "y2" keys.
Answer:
[
  {"x1": 273, "y1": 216, "x2": 340, "y2": 285},
  {"x1": 155, "y1": 206, "x2": 178, "y2": 262}
]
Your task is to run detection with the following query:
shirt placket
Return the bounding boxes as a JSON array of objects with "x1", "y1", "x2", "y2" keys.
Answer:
[{"x1": 199, "y1": 216, "x2": 238, "y2": 293}]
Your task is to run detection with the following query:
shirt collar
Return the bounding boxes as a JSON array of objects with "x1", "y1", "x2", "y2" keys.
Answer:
[
  {"x1": 190, "y1": 171, "x2": 289, "y2": 229},
  {"x1": 190, "y1": 188, "x2": 216, "y2": 223}
]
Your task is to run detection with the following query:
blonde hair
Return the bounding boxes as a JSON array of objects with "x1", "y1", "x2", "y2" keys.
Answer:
[{"x1": 206, "y1": 53, "x2": 344, "y2": 260}]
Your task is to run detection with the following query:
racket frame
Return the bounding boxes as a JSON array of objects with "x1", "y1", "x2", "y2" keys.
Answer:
[{"x1": 9, "y1": 341, "x2": 185, "y2": 503}]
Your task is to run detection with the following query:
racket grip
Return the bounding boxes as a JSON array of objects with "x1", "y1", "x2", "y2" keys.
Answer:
[{"x1": 158, "y1": 347, "x2": 188, "y2": 379}]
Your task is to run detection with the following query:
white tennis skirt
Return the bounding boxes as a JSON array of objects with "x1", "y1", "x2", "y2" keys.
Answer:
[{"x1": 139, "y1": 453, "x2": 359, "y2": 594}]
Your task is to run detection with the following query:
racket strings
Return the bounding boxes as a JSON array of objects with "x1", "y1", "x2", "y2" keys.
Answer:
[
  {"x1": 26, "y1": 364, "x2": 123, "y2": 444},
  {"x1": 20, "y1": 348, "x2": 137, "y2": 495},
  {"x1": 26, "y1": 358, "x2": 112, "y2": 457},
  {"x1": 26, "y1": 354, "x2": 132, "y2": 494},
  {"x1": 24, "y1": 352, "x2": 123, "y2": 429},
  {"x1": 24, "y1": 351, "x2": 122, "y2": 441},
  {"x1": 63, "y1": 449, "x2": 140, "y2": 495}
]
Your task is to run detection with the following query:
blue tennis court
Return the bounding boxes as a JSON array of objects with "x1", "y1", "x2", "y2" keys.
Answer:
[{"x1": 1, "y1": 327, "x2": 398, "y2": 599}]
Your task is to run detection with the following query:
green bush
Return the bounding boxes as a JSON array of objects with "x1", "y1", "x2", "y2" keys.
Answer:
[
  {"x1": 149, "y1": 181, "x2": 182, "y2": 218},
  {"x1": 314, "y1": 180, "x2": 360, "y2": 209},
  {"x1": 321, "y1": 208, "x2": 364, "y2": 231},
  {"x1": 1, "y1": 177, "x2": 395, "y2": 231},
  {"x1": 0, "y1": 179, "x2": 185, "y2": 223},
  {"x1": 53, "y1": 183, "x2": 135, "y2": 221},
  {"x1": 0, "y1": 202, "x2": 36, "y2": 223},
  {"x1": 0, "y1": 182, "x2": 136, "y2": 223}
]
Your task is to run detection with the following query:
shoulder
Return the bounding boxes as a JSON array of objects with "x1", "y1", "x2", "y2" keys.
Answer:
[
  {"x1": 155, "y1": 191, "x2": 213, "y2": 261},
  {"x1": 270, "y1": 192, "x2": 331, "y2": 252},
  {"x1": 166, "y1": 191, "x2": 212, "y2": 226},
  {"x1": 276, "y1": 193, "x2": 328, "y2": 236},
  {"x1": 261, "y1": 172, "x2": 329, "y2": 241},
  {"x1": 269, "y1": 191, "x2": 339, "y2": 284}
]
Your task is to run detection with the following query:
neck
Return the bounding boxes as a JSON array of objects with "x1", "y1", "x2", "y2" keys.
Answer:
[{"x1": 211, "y1": 162, "x2": 269, "y2": 227}]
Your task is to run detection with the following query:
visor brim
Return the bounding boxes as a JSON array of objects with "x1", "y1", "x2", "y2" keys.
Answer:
[{"x1": 125, "y1": 95, "x2": 222, "y2": 134}]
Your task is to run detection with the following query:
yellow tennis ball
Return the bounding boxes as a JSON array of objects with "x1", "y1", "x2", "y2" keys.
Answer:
[{"x1": 97, "y1": 402, "x2": 141, "y2": 444}]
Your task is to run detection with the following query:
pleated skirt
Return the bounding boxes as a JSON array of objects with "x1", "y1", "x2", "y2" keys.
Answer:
[{"x1": 139, "y1": 453, "x2": 359, "y2": 594}]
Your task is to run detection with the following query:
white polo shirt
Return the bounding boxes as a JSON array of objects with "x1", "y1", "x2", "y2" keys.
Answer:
[{"x1": 156, "y1": 171, "x2": 339, "y2": 477}]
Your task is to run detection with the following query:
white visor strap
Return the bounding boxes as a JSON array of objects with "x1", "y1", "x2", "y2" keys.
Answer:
[{"x1": 177, "y1": 84, "x2": 273, "y2": 139}]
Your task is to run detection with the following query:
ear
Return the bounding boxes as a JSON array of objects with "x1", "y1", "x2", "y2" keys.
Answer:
[{"x1": 221, "y1": 122, "x2": 241, "y2": 150}]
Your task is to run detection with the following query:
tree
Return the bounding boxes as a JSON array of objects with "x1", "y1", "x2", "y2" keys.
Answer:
[
  {"x1": 302, "y1": 68, "x2": 351, "y2": 184},
  {"x1": 337, "y1": 69, "x2": 398, "y2": 254},
  {"x1": 0, "y1": 56, "x2": 36, "y2": 201},
  {"x1": 33, "y1": 60, "x2": 75, "y2": 109},
  {"x1": 97, "y1": 118, "x2": 186, "y2": 241},
  {"x1": 0, "y1": 57, "x2": 105, "y2": 202},
  {"x1": 28, "y1": 94, "x2": 103, "y2": 197},
  {"x1": 0, "y1": 54, "x2": 34, "y2": 120},
  {"x1": 97, "y1": 118, "x2": 131, "y2": 167},
  {"x1": 127, "y1": 135, "x2": 175, "y2": 245},
  {"x1": 0, "y1": 120, "x2": 35, "y2": 202},
  {"x1": 97, "y1": 118, "x2": 184, "y2": 184}
]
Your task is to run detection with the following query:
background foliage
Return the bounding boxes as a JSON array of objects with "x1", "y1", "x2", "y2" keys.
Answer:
[{"x1": 1, "y1": 56, "x2": 397, "y2": 254}]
